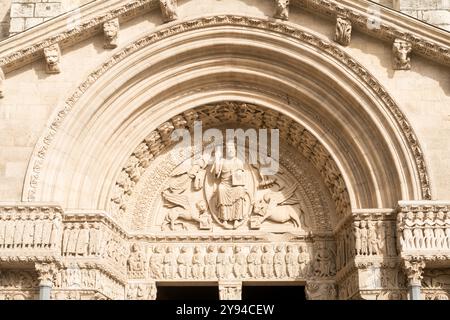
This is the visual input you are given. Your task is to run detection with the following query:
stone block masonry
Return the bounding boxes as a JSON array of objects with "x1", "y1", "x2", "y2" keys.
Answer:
[{"x1": 9, "y1": 1, "x2": 62, "y2": 34}]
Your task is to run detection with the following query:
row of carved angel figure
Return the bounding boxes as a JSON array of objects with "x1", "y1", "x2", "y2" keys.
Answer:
[
  {"x1": 398, "y1": 210, "x2": 450, "y2": 250},
  {"x1": 0, "y1": 212, "x2": 61, "y2": 250},
  {"x1": 127, "y1": 242, "x2": 336, "y2": 280}
]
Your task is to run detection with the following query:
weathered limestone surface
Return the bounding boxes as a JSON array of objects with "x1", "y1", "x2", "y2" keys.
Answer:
[{"x1": 0, "y1": 0, "x2": 449, "y2": 300}]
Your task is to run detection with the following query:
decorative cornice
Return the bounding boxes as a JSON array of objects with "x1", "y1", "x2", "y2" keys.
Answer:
[{"x1": 24, "y1": 15, "x2": 431, "y2": 206}]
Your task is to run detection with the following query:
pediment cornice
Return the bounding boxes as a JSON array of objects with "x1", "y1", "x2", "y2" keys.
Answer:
[{"x1": 0, "y1": 0, "x2": 449, "y2": 73}]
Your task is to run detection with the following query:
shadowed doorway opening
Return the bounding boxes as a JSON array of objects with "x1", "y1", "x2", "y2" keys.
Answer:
[
  {"x1": 157, "y1": 286, "x2": 219, "y2": 300},
  {"x1": 242, "y1": 285, "x2": 306, "y2": 301}
]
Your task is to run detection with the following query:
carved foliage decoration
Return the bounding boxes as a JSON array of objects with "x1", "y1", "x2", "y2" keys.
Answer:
[{"x1": 335, "y1": 16, "x2": 352, "y2": 46}]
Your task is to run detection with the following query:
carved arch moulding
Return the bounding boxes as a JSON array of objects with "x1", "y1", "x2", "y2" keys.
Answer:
[{"x1": 23, "y1": 15, "x2": 431, "y2": 219}]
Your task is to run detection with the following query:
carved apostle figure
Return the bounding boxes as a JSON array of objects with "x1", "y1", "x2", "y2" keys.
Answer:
[
  {"x1": 43, "y1": 44, "x2": 61, "y2": 74},
  {"x1": 445, "y1": 212, "x2": 450, "y2": 249},
  {"x1": 103, "y1": 18, "x2": 119, "y2": 49},
  {"x1": 285, "y1": 245, "x2": 298, "y2": 278},
  {"x1": 177, "y1": 246, "x2": 191, "y2": 278},
  {"x1": 212, "y1": 140, "x2": 247, "y2": 228},
  {"x1": 159, "y1": 0, "x2": 178, "y2": 23},
  {"x1": 50, "y1": 213, "x2": 61, "y2": 249},
  {"x1": 274, "y1": 0, "x2": 290, "y2": 20},
  {"x1": 127, "y1": 244, "x2": 145, "y2": 273},
  {"x1": 13, "y1": 214, "x2": 25, "y2": 248},
  {"x1": 423, "y1": 211, "x2": 435, "y2": 249},
  {"x1": 217, "y1": 246, "x2": 233, "y2": 279},
  {"x1": 33, "y1": 212, "x2": 44, "y2": 248},
  {"x1": 393, "y1": 39, "x2": 412, "y2": 70},
  {"x1": 4, "y1": 215, "x2": 14, "y2": 249},
  {"x1": 76, "y1": 222, "x2": 89, "y2": 256},
  {"x1": 413, "y1": 211, "x2": 425, "y2": 249},
  {"x1": 273, "y1": 245, "x2": 286, "y2": 278},
  {"x1": 248, "y1": 245, "x2": 262, "y2": 278},
  {"x1": 22, "y1": 213, "x2": 35, "y2": 248},
  {"x1": 335, "y1": 16, "x2": 352, "y2": 46},
  {"x1": 298, "y1": 245, "x2": 309, "y2": 276},
  {"x1": 368, "y1": 221, "x2": 379, "y2": 255},
  {"x1": 402, "y1": 211, "x2": 415, "y2": 248},
  {"x1": 233, "y1": 246, "x2": 247, "y2": 279},
  {"x1": 205, "y1": 245, "x2": 217, "y2": 279},
  {"x1": 360, "y1": 220, "x2": 368, "y2": 255},
  {"x1": 163, "y1": 246, "x2": 177, "y2": 279},
  {"x1": 150, "y1": 246, "x2": 164, "y2": 278},
  {"x1": 261, "y1": 245, "x2": 274, "y2": 278},
  {"x1": 192, "y1": 246, "x2": 205, "y2": 279},
  {"x1": 435, "y1": 211, "x2": 446, "y2": 248}
]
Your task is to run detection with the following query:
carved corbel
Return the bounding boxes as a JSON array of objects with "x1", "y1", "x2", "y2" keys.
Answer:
[
  {"x1": 403, "y1": 259, "x2": 425, "y2": 286},
  {"x1": 103, "y1": 18, "x2": 119, "y2": 49},
  {"x1": 43, "y1": 44, "x2": 61, "y2": 74},
  {"x1": 274, "y1": 0, "x2": 290, "y2": 21},
  {"x1": 35, "y1": 262, "x2": 58, "y2": 287},
  {"x1": 0, "y1": 67, "x2": 4, "y2": 98},
  {"x1": 393, "y1": 39, "x2": 412, "y2": 70},
  {"x1": 219, "y1": 281, "x2": 242, "y2": 300},
  {"x1": 335, "y1": 16, "x2": 352, "y2": 46},
  {"x1": 159, "y1": 0, "x2": 178, "y2": 23}
]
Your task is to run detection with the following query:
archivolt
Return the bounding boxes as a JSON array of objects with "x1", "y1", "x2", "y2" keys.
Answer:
[{"x1": 23, "y1": 15, "x2": 431, "y2": 229}]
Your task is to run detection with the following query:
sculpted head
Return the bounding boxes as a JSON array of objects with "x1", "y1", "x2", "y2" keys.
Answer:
[
  {"x1": 44, "y1": 45, "x2": 60, "y2": 67},
  {"x1": 437, "y1": 211, "x2": 445, "y2": 220},
  {"x1": 426, "y1": 211, "x2": 434, "y2": 219},
  {"x1": 225, "y1": 140, "x2": 236, "y2": 159},
  {"x1": 207, "y1": 245, "x2": 216, "y2": 253},
  {"x1": 103, "y1": 19, "x2": 119, "y2": 41},
  {"x1": 416, "y1": 211, "x2": 424, "y2": 219}
]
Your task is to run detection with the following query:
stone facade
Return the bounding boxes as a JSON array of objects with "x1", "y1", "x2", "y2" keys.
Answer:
[{"x1": 0, "y1": 0, "x2": 450, "y2": 300}]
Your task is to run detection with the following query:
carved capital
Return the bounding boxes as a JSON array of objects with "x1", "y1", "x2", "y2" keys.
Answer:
[
  {"x1": 218, "y1": 281, "x2": 242, "y2": 300},
  {"x1": 403, "y1": 259, "x2": 425, "y2": 286},
  {"x1": 35, "y1": 262, "x2": 58, "y2": 287},
  {"x1": 335, "y1": 16, "x2": 352, "y2": 46}
]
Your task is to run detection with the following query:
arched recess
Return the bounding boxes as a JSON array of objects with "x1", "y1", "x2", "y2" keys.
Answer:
[{"x1": 23, "y1": 15, "x2": 430, "y2": 231}]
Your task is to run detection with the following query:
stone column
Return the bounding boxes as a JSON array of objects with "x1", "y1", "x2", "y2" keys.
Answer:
[
  {"x1": 403, "y1": 259, "x2": 425, "y2": 300},
  {"x1": 35, "y1": 262, "x2": 57, "y2": 300},
  {"x1": 218, "y1": 281, "x2": 242, "y2": 300}
]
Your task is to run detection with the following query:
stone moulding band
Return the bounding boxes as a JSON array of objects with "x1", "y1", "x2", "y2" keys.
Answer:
[{"x1": 22, "y1": 14, "x2": 431, "y2": 204}]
